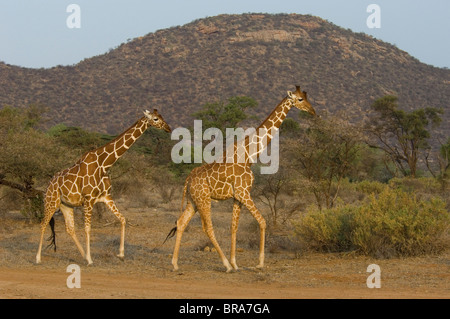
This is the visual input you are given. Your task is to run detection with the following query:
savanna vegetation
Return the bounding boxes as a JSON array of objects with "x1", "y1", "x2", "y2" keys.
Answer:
[{"x1": 0, "y1": 95, "x2": 449, "y2": 259}]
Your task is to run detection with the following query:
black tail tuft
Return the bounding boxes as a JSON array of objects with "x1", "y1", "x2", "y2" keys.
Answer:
[
  {"x1": 45, "y1": 216, "x2": 57, "y2": 252},
  {"x1": 162, "y1": 223, "x2": 177, "y2": 245}
]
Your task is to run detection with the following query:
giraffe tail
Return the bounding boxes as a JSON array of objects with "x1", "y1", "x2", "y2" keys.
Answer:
[
  {"x1": 163, "y1": 223, "x2": 177, "y2": 245},
  {"x1": 162, "y1": 176, "x2": 190, "y2": 244},
  {"x1": 45, "y1": 216, "x2": 57, "y2": 252}
]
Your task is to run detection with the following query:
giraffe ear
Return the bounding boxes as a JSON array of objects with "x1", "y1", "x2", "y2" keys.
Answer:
[{"x1": 287, "y1": 91, "x2": 294, "y2": 98}]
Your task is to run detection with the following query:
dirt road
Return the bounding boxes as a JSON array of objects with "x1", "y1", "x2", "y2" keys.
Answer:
[
  {"x1": 0, "y1": 254, "x2": 448, "y2": 299},
  {"x1": 1, "y1": 208, "x2": 449, "y2": 300}
]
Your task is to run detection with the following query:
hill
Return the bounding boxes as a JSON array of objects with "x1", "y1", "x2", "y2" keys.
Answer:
[{"x1": 0, "y1": 13, "x2": 449, "y2": 137}]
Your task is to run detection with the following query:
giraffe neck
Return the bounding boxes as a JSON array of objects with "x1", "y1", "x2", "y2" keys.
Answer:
[
  {"x1": 257, "y1": 97, "x2": 292, "y2": 135},
  {"x1": 244, "y1": 97, "x2": 292, "y2": 163},
  {"x1": 95, "y1": 116, "x2": 149, "y2": 170}
]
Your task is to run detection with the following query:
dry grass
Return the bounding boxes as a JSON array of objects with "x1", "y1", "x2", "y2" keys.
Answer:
[{"x1": 1, "y1": 183, "x2": 449, "y2": 299}]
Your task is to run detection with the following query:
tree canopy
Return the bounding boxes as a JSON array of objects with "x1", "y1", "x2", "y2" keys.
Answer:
[
  {"x1": 365, "y1": 95, "x2": 443, "y2": 177},
  {"x1": 0, "y1": 105, "x2": 74, "y2": 219},
  {"x1": 192, "y1": 96, "x2": 257, "y2": 133}
]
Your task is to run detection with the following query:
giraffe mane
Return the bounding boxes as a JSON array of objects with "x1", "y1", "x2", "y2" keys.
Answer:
[{"x1": 256, "y1": 95, "x2": 289, "y2": 131}]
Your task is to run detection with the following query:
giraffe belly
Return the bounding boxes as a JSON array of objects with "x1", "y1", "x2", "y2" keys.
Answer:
[
  {"x1": 61, "y1": 193, "x2": 83, "y2": 207},
  {"x1": 58, "y1": 176, "x2": 84, "y2": 207},
  {"x1": 210, "y1": 183, "x2": 234, "y2": 200}
]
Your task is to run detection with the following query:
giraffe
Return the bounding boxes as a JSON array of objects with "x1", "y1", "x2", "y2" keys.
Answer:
[
  {"x1": 36, "y1": 109, "x2": 171, "y2": 265},
  {"x1": 168, "y1": 86, "x2": 316, "y2": 272}
]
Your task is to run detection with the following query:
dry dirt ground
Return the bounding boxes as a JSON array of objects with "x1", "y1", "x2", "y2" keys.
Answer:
[{"x1": 0, "y1": 197, "x2": 449, "y2": 299}]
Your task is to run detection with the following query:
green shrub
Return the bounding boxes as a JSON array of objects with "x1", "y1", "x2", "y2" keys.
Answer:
[
  {"x1": 295, "y1": 187, "x2": 449, "y2": 257},
  {"x1": 354, "y1": 180, "x2": 386, "y2": 195},
  {"x1": 388, "y1": 177, "x2": 441, "y2": 195},
  {"x1": 294, "y1": 205, "x2": 354, "y2": 253},
  {"x1": 20, "y1": 192, "x2": 45, "y2": 221},
  {"x1": 352, "y1": 188, "x2": 449, "y2": 257}
]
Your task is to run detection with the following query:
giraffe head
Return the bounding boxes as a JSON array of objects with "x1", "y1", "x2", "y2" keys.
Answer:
[
  {"x1": 287, "y1": 86, "x2": 316, "y2": 116},
  {"x1": 143, "y1": 109, "x2": 172, "y2": 132}
]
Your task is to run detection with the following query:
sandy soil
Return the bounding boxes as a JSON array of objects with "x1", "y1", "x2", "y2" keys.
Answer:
[
  {"x1": 0, "y1": 260, "x2": 448, "y2": 299},
  {"x1": 0, "y1": 200, "x2": 449, "y2": 300}
]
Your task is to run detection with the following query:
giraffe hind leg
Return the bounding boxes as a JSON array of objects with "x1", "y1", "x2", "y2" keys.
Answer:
[{"x1": 171, "y1": 202, "x2": 195, "y2": 271}]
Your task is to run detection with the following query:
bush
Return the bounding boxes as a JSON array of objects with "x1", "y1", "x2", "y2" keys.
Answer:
[
  {"x1": 352, "y1": 188, "x2": 449, "y2": 257},
  {"x1": 354, "y1": 180, "x2": 385, "y2": 196},
  {"x1": 295, "y1": 187, "x2": 449, "y2": 257},
  {"x1": 388, "y1": 177, "x2": 441, "y2": 194},
  {"x1": 0, "y1": 187, "x2": 22, "y2": 216},
  {"x1": 295, "y1": 205, "x2": 354, "y2": 252},
  {"x1": 20, "y1": 192, "x2": 45, "y2": 221}
]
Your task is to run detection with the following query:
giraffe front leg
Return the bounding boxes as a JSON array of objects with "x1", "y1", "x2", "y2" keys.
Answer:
[
  {"x1": 230, "y1": 200, "x2": 242, "y2": 270},
  {"x1": 84, "y1": 203, "x2": 94, "y2": 265},
  {"x1": 102, "y1": 196, "x2": 126, "y2": 260},
  {"x1": 60, "y1": 204, "x2": 85, "y2": 259},
  {"x1": 242, "y1": 196, "x2": 266, "y2": 269},
  {"x1": 198, "y1": 205, "x2": 233, "y2": 273}
]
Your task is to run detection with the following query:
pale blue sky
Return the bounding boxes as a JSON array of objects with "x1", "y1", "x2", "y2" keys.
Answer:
[{"x1": 0, "y1": 0, "x2": 449, "y2": 69}]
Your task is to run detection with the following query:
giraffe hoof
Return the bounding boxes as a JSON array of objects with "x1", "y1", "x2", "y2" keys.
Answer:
[
  {"x1": 225, "y1": 265, "x2": 235, "y2": 273},
  {"x1": 116, "y1": 254, "x2": 125, "y2": 261}
]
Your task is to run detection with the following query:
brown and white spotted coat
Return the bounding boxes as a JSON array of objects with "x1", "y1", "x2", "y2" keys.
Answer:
[
  {"x1": 171, "y1": 86, "x2": 316, "y2": 272},
  {"x1": 36, "y1": 109, "x2": 171, "y2": 264}
]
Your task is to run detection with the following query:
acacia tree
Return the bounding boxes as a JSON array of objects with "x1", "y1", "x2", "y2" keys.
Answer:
[
  {"x1": 192, "y1": 96, "x2": 257, "y2": 133},
  {"x1": 425, "y1": 137, "x2": 450, "y2": 189},
  {"x1": 365, "y1": 96, "x2": 443, "y2": 178},
  {"x1": 253, "y1": 166, "x2": 301, "y2": 227},
  {"x1": 438, "y1": 138, "x2": 450, "y2": 188},
  {"x1": 288, "y1": 114, "x2": 362, "y2": 210},
  {"x1": 0, "y1": 106, "x2": 72, "y2": 219}
]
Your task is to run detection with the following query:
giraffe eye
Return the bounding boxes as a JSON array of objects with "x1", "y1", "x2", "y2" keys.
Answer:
[
  {"x1": 298, "y1": 98, "x2": 304, "y2": 102},
  {"x1": 153, "y1": 117, "x2": 159, "y2": 122}
]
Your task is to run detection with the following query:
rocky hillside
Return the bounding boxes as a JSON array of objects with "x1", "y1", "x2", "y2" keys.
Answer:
[{"x1": 0, "y1": 13, "x2": 449, "y2": 136}]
